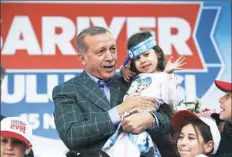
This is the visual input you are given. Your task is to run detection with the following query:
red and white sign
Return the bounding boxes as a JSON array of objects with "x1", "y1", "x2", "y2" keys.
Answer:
[{"x1": 1, "y1": 2, "x2": 204, "y2": 70}]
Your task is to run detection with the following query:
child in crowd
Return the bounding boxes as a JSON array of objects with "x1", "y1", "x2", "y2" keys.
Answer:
[
  {"x1": 212, "y1": 80, "x2": 232, "y2": 157},
  {"x1": 171, "y1": 110, "x2": 221, "y2": 157},
  {"x1": 1, "y1": 117, "x2": 33, "y2": 157},
  {"x1": 103, "y1": 32, "x2": 185, "y2": 157}
]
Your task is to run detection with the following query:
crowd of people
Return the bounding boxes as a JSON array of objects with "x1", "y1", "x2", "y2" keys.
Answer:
[{"x1": 1, "y1": 26, "x2": 231, "y2": 157}]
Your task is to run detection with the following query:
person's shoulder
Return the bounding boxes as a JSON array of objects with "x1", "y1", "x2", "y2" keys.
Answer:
[
  {"x1": 112, "y1": 74, "x2": 130, "y2": 89},
  {"x1": 225, "y1": 121, "x2": 232, "y2": 127},
  {"x1": 112, "y1": 74, "x2": 123, "y2": 82},
  {"x1": 52, "y1": 75, "x2": 81, "y2": 96},
  {"x1": 54, "y1": 76, "x2": 77, "y2": 88},
  {"x1": 139, "y1": 72, "x2": 162, "y2": 80},
  {"x1": 223, "y1": 121, "x2": 232, "y2": 134},
  {"x1": 158, "y1": 71, "x2": 176, "y2": 79}
]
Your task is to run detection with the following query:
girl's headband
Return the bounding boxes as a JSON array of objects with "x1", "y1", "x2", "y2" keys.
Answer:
[{"x1": 123, "y1": 36, "x2": 156, "y2": 67}]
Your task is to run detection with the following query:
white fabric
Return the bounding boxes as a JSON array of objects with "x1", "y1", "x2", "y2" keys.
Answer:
[
  {"x1": 103, "y1": 110, "x2": 159, "y2": 157},
  {"x1": 104, "y1": 72, "x2": 181, "y2": 157},
  {"x1": 104, "y1": 132, "x2": 141, "y2": 157},
  {"x1": 125, "y1": 72, "x2": 181, "y2": 106},
  {"x1": 199, "y1": 117, "x2": 221, "y2": 154}
]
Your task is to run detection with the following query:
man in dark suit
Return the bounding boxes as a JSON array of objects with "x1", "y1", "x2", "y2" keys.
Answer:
[{"x1": 52, "y1": 26, "x2": 171, "y2": 153}]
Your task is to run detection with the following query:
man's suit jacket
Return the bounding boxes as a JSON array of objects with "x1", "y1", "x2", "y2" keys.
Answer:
[{"x1": 52, "y1": 71, "x2": 171, "y2": 151}]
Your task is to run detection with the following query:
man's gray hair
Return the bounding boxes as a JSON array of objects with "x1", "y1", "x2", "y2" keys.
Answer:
[
  {"x1": 76, "y1": 26, "x2": 111, "y2": 53},
  {"x1": 1, "y1": 65, "x2": 6, "y2": 81}
]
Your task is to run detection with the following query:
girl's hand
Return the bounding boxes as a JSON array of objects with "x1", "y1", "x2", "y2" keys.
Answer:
[
  {"x1": 120, "y1": 66, "x2": 136, "y2": 82},
  {"x1": 164, "y1": 56, "x2": 186, "y2": 74}
]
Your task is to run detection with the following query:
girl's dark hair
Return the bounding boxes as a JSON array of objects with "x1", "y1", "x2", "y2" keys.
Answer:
[
  {"x1": 176, "y1": 119, "x2": 214, "y2": 156},
  {"x1": 66, "y1": 150, "x2": 110, "y2": 157},
  {"x1": 127, "y1": 32, "x2": 166, "y2": 74}
]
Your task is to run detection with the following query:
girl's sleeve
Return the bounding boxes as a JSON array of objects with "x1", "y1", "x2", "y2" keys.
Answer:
[{"x1": 161, "y1": 73, "x2": 185, "y2": 106}]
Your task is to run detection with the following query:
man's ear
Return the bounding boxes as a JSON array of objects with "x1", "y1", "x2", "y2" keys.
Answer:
[
  {"x1": 203, "y1": 140, "x2": 214, "y2": 154},
  {"x1": 77, "y1": 53, "x2": 87, "y2": 66},
  {"x1": 25, "y1": 144, "x2": 32, "y2": 155}
]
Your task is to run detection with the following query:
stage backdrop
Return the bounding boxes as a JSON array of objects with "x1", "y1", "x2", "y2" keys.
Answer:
[{"x1": 1, "y1": 1, "x2": 231, "y2": 157}]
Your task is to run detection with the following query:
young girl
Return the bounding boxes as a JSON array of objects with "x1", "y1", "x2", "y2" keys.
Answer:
[
  {"x1": 121, "y1": 32, "x2": 185, "y2": 113},
  {"x1": 103, "y1": 32, "x2": 185, "y2": 157},
  {"x1": 171, "y1": 110, "x2": 221, "y2": 157}
]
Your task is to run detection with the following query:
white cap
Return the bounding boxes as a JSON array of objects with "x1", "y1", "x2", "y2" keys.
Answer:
[
  {"x1": 1, "y1": 117, "x2": 32, "y2": 148},
  {"x1": 199, "y1": 117, "x2": 221, "y2": 154}
]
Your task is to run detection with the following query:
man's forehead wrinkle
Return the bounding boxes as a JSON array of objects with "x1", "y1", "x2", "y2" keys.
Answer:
[
  {"x1": 99, "y1": 37, "x2": 114, "y2": 42},
  {"x1": 95, "y1": 38, "x2": 115, "y2": 49}
]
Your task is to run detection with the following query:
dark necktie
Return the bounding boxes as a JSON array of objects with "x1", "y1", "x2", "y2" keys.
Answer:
[
  {"x1": 97, "y1": 79, "x2": 112, "y2": 88},
  {"x1": 97, "y1": 79, "x2": 112, "y2": 102}
]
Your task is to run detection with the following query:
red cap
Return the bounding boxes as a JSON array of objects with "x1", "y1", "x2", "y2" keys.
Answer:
[
  {"x1": 171, "y1": 110, "x2": 200, "y2": 131},
  {"x1": 1, "y1": 117, "x2": 32, "y2": 148},
  {"x1": 215, "y1": 80, "x2": 232, "y2": 93}
]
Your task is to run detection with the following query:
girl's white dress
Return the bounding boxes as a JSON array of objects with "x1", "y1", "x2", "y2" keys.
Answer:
[{"x1": 125, "y1": 72, "x2": 183, "y2": 107}]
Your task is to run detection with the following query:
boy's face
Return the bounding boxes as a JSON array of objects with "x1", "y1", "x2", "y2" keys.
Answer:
[{"x1": 1, "y1": 137, "x2": 27, "y2": 157}]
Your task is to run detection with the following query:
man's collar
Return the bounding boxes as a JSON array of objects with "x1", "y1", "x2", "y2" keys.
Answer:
[
  {"x1": 85, "y1": 70, "x2": 99, "y2": 84},
  {"x1": 85, "y1": 70, "x2": 112, "y2": 84}
]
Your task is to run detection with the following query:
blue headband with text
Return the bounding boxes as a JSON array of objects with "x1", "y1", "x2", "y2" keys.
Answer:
[{"x1": 123, "y1": 36, "x2": 156, "y2": 67}]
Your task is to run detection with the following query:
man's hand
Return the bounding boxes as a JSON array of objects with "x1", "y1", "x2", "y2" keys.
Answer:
[
  {"x1": 164, "y1": 56, "x2": 186, "y2": 74},
  {"x1": 120, "y1": 66, "x2": 136, "y2": 82},
  {"x1": 116, "y1": 96, "x2": 158, "y2": 116},
  {"x1": 121, "y1": 112, "x2": 154, "y2": 134}
]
